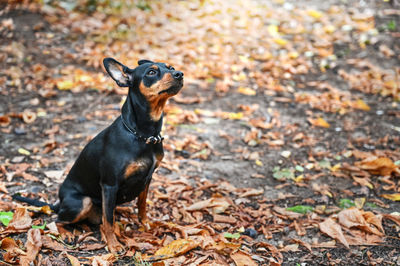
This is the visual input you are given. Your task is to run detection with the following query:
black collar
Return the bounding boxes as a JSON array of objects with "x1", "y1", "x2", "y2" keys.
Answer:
[{"x1": 120, "y1": 115, "x2": 164, "y2": 144}]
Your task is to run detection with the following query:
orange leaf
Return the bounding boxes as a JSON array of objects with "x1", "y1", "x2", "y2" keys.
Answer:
[
  {"x1": 231, "y1": 250, "x2": 258, "y2": 266},
  {"x1": 308, "y1": 117, "x2": 330, "y2": 128},
  {"x1": 142, "y1": 239, "x2": 199, "y2": 261},
  {"x1": 352, "y1": 99, "x2": 370, "y2": 111},
  {"x1": 1, "y1": 237, "x2": 25, "y2": 254},
  {"x1": 355, "y1": 157, "x2": 399, "y2": 176},
  {"x1": 0, "y1": 115, "x2": 11, "y2": 126}
]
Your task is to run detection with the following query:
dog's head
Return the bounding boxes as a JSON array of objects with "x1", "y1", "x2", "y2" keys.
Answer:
[{"x1": 103, "y1": 58, "x2": 184, "y2": 121}]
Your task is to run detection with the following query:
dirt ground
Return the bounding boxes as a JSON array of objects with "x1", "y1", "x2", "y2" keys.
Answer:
[{"x1": 1, "y1": 0, "x2": 400, "y2": 265}]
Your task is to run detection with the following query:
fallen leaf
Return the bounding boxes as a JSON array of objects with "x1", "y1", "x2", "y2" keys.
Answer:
[
  {"x1": 0, "y1": 115, "x2": 11, "y2": 126},
  {"x1": 352, "y1": 99, "x2": 370, "y2": 111},
  {"x1": 319, "y1": 217, "x2": 349, "y2": 248},
  {"x1": 237, "y1": 87, "x2": 256, "y2": 96},
  {"x1": 381, "y1": 193, "x2": 400, "y2": 201},
  {"x1": 0, "y1": 211, "x2": 13, "y2": 226},
  {"x1": 20, "y1": 228, "x2": 42, "y2": 266},
  {"x1": 355, "y1": 156, "x2": 399, "y2": 176},
  {"x1": 282, "y1": 243, "x2": 299, "y2": 252},
  {"x1": 0, "y1": 237, "x2": 26, "y2": 263},
  {"x1": 88, "y1": 253, "x2": 116, "y2": 265},
  {"x1": 307, "y1": 9, "x2": 323, "y2": 19},
  {"x1": 1, "y1": 237, "x2": 25, "y2": 254},
  {"x1": 65, "y1": 253, "x2": 81, "y2": 266},
  {"x1": 223, "y1": 232, "x2": 241, "y2": 239},
  {"x1": 286, "y1": 205, "x2": 313, "y2": 214},
  {"x1": 214, "y1": 214, "x2": 237, "y2": 224},
  {"x1": 18, "y1": 148, "x2": 30, "y2": 156},
  {"x1": 337, "y1": 208, "x2": 384, "y2": 236},
  {"x1": 56, "y1": 80, "x2": 74, "y2": 90},
  {"x1": 6, "y1": 207, "x2": 32, "y2": 231},
  {"x1": 239, "y1": 188, "x2": 264, "y2": 198},
  {"x1": 231, "y1": 250, "x2": 258, "y2": 266},
  {"x1": 142, "y1": 239, "x2": 199, "y2": 261},
  {"x1": 256, "y1": 242, "x2": 283, "y2": 264},
  {"x1": 308, "y1": 117, "x2": 330, "y2": 128}
]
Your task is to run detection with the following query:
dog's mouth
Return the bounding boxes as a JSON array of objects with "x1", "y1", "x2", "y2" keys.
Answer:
[{"x1": 158, "y1": 80, "x2": 183, "y2": 95}]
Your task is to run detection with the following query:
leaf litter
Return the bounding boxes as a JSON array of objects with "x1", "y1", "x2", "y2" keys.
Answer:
[{"x1": 1, "y1": 0, "x2": 400, "y2": 265}]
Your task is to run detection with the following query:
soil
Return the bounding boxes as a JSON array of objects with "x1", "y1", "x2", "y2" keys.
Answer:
[{"x1": 0, "y1": 0, "x2": 400, "y2": 265}]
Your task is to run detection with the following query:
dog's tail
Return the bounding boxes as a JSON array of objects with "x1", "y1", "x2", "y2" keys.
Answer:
[{"x1": 12, "y1": 194, "x2": 60, "y2": 213}]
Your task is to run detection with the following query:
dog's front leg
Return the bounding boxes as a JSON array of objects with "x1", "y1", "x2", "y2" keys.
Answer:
[
  {"x1": 137, "y1": 181, "x2": 151, "y2": 230},
  {"x1": 100, "y1": 184, "x2": 124, "y2": 253}
]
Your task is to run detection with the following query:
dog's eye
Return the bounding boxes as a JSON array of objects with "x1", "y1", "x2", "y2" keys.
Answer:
[
  {"x1": 147, "y1": 69, "x2": 157, "y2": 76},
  {"x1": 168, "y1": 66, "x2": 175, "y2": 71}
]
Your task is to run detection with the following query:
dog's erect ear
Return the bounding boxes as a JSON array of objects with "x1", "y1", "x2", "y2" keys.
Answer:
[
  {"x1": 103, "y1": 58, "x2": 131, "y2": 87},
  {"x1": 138, "y1": 59, "x2": 154, "y2": 65}
]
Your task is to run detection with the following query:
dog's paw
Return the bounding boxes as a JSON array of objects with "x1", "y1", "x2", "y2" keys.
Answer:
[{"x1": 107, "y1": 241, "x2": 125, "y2": 255}]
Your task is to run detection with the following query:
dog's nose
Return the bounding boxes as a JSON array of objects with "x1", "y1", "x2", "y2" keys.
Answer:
[{"x1": 173, "y1": 71, "x2": 183, "y2": 80}]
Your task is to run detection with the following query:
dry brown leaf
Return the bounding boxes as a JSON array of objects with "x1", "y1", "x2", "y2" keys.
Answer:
[
  {"x1": 256, "y1": 242, "x2": 283, "y2": 265},
  {"x1": 291, "y1": 238, "x2": 312, "y2": 252},
  {"x1": 319, "y1": 217, "x2": 349, "y2": 248},
  {"x1": 337, "y1": 208, "x2": 384, "y2": 236},
  {"x1": 19, "y1": 228, "x2": 42, "y2": 266},
  {"x1": 6, "y1": 207, "x2": 32, "y2": 231},
  {"x1": 65, "y1": 253, "x2": 81, "y2": 266},
  {"x1": 355, "y1": 156, "x2": 400, "y2": 176},
  {"x1": 20, "y1": 172, "x2": 40, "y2": 182},
  {"x1": 363, "y1": 212, "x2": 384, "y2": 234},
  {"x1": 282, "y1": 243, "x2": 299, "y2": 252},
  {"x1": 41, "y1": 235, "x2": 70, "y2": 252},
  {"x1": 89, "y1": 253, "x2": 116, "y2": 266},
  {"x1": 213, "y1": 214, "x2": 237, "y2": 224},
  {"x1": 185, "y1": 197, "x2": 231, "y2": 213},
  {"x1": 231, "y1": 250, "x2": 258, "y2": 266},
  {"x1": 78, "y1": 242, "x2": 106, "y2": 251},
  {"x1": 272, "y1": 206, "x2": 302, "y2": 219},
  {"x1": 0, "y1": 115, "x2": 11, "y2": 126},
  {"x1": 383, "y1": 213, "x2": 400, "y2": 227},
  {"x1": 239, "y1": 188, "x2": 264, "y2": 198},
  {"x1": 0, "y1": 182, "x2": 9, "y2": 194},
  {"x1": 185, "y1": 198, "x2": 213, "y2": 211},
  {"x1": 0, "y1": 237, "x2": 26, "y2": 261},
  {"x1": 352, "y1": 176, "x2": 373, "y2": 189}
]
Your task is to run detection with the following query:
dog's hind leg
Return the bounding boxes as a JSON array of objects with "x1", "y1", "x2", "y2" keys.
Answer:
[{"x1": 57, "y1": 193, "x2": 94, "y2": 224}]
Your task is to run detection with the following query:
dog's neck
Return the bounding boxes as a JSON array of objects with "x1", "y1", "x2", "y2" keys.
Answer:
[{"x1": 121, "y1": 87, "x2": 163, "y2": 138}]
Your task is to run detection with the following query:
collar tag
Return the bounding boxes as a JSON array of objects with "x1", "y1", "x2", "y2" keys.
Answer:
[{"x1": 121, "y1": 115, "x2": 164, "y2": 144}]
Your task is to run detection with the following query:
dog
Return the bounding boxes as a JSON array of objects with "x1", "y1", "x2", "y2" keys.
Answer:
[{"x1": 13, "y1": 58, "x2": 184, "y2": 253}]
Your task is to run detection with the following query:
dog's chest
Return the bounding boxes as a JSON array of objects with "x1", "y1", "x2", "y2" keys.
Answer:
[{"x1": 117, "y1": 151, "x2": 163, "y2": 203}]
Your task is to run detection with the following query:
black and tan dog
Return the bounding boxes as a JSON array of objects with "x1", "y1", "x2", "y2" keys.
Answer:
[{"x1": 14, "y1": 58, "x2": 183, "y2": 253}]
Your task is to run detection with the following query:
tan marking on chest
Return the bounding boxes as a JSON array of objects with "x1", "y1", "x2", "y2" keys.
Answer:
[
  {"x1": 155, "y1": 153, "x2": 164, "y2": 168},
  {"x1": 124, "y1": 159, "x2": 150, "y2": 178}
]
